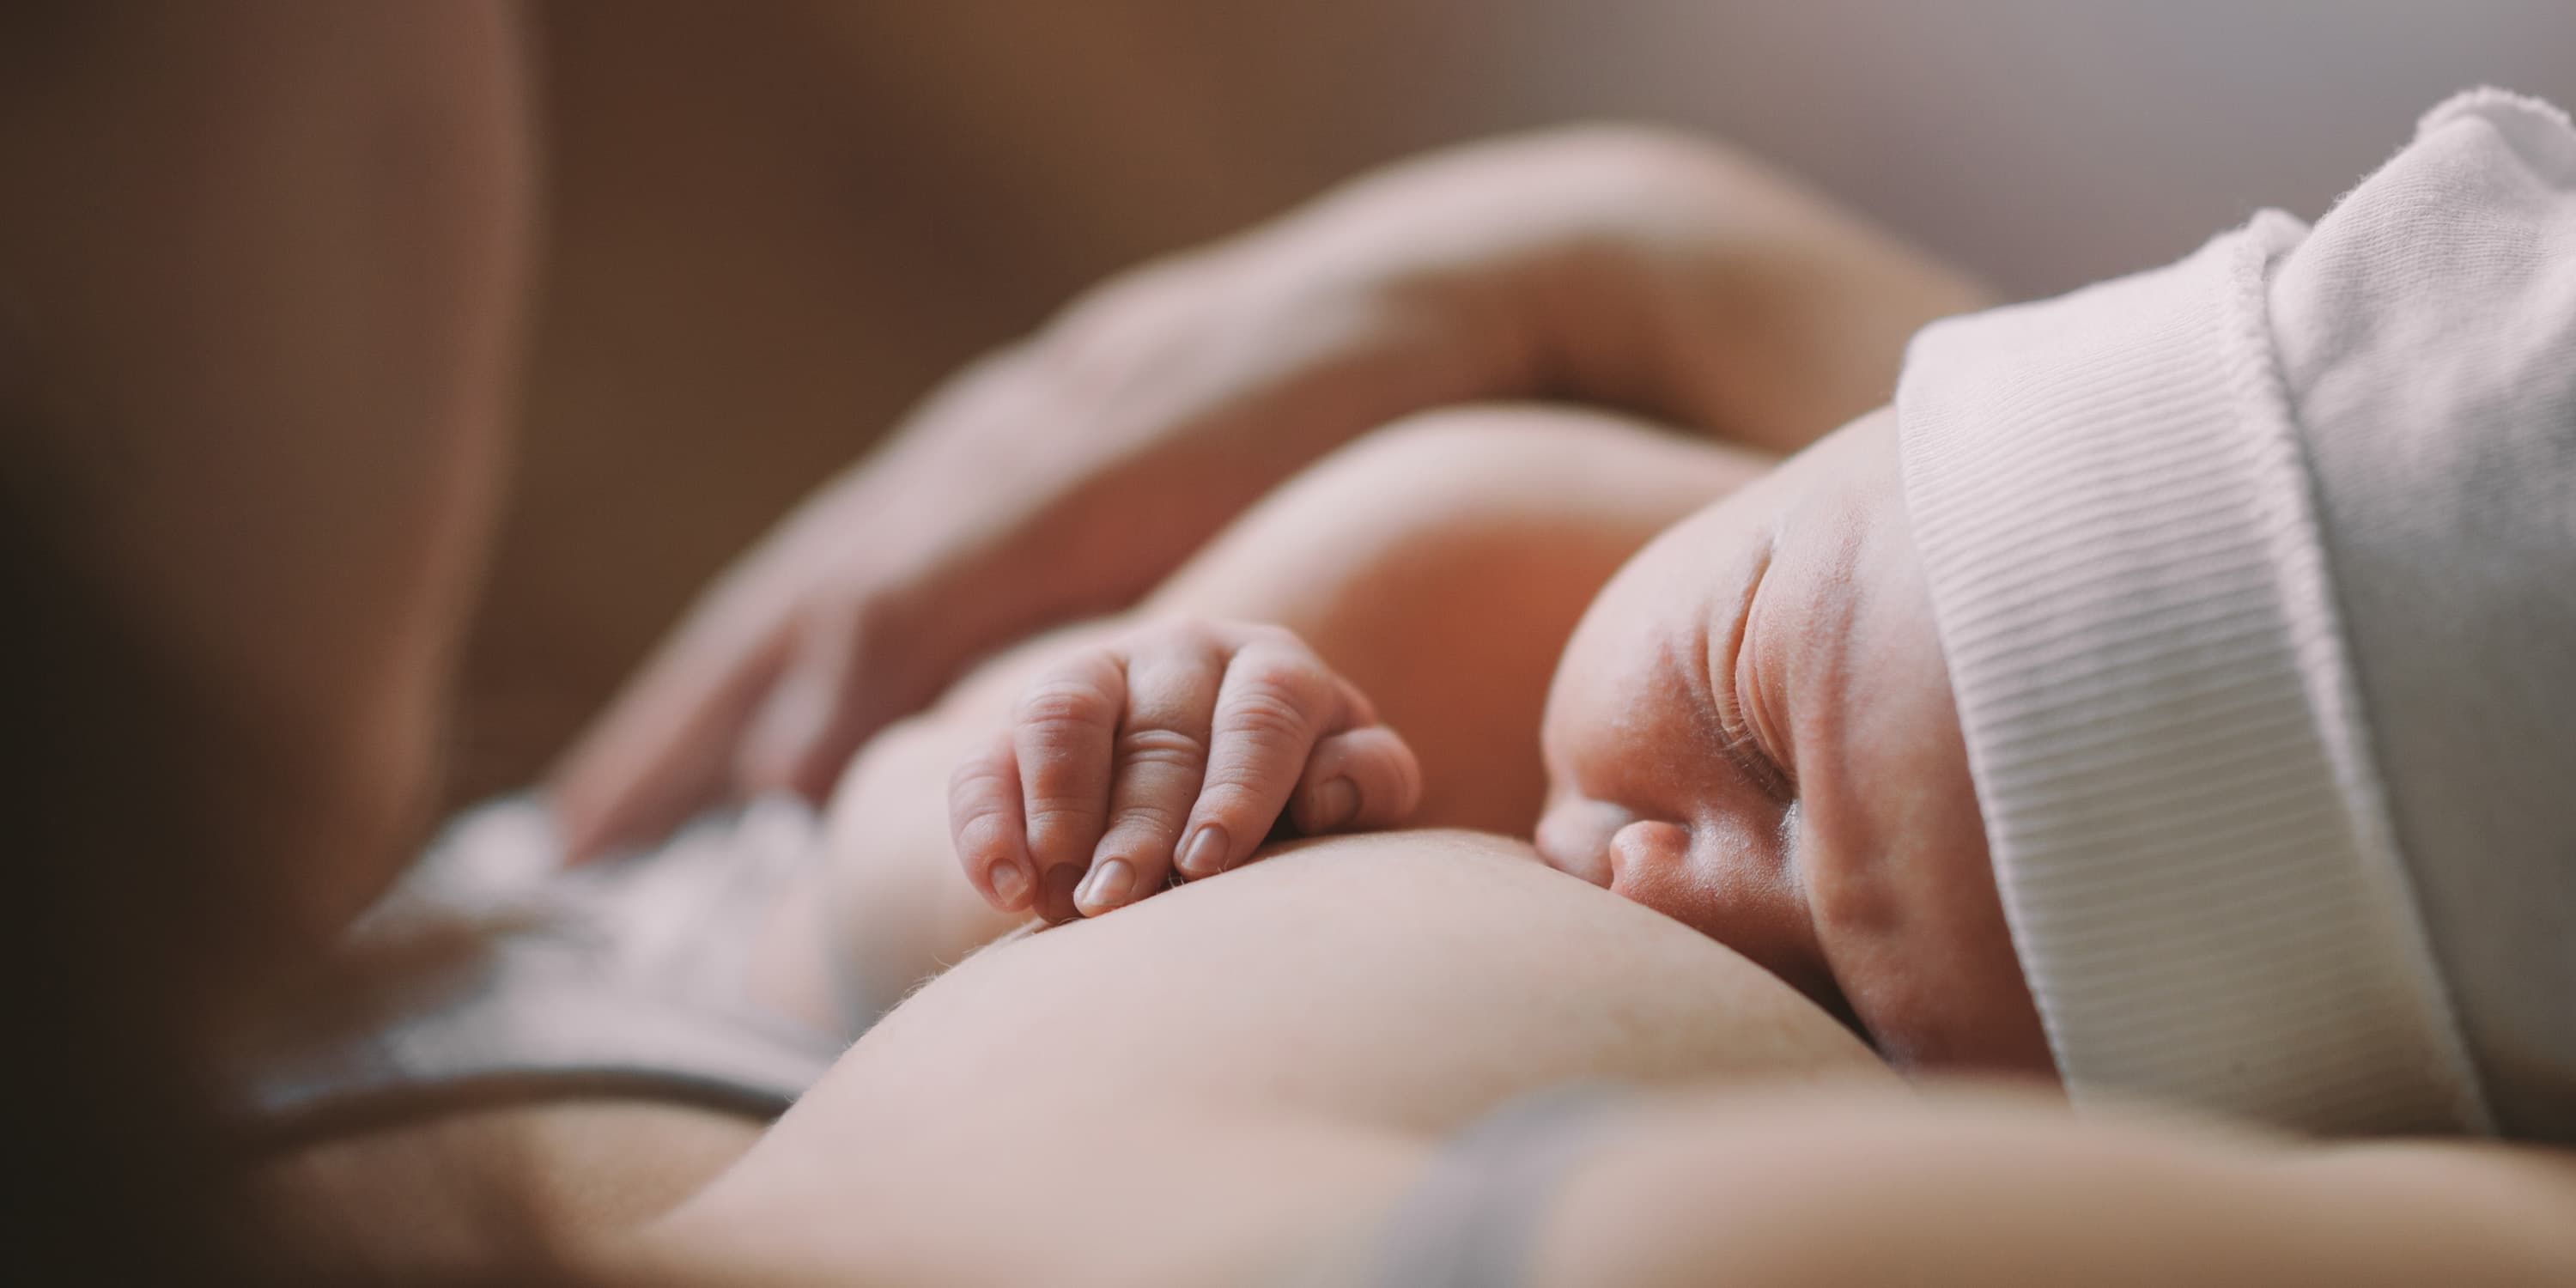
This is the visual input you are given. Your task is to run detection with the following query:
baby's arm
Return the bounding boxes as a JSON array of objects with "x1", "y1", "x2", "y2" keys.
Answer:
[{"x1": 759, "y1": 406, "x2": 1765, "y2": 1023}]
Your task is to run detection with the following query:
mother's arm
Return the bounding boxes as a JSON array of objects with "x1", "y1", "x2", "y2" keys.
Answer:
[{"x1": 1534, "y1": 1086, "x2": 2576, "y2": 1287}]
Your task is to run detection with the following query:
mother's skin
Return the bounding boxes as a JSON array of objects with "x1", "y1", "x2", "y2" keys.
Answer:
[{"x1": 666, "y1": 834, "x2": 1889, "y2": 1286}]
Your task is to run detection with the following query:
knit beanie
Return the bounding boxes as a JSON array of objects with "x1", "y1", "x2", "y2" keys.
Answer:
[{"x1": 1895, "y1": 88, "x2": 2576, "y2": 1139}]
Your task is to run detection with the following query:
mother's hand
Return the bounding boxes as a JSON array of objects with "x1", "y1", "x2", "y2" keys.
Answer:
[{"x1": 551, "y1": 125, "x2": 1982, "y2": 858}]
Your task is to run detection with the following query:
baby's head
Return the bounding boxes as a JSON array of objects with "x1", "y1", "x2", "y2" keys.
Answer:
[
  {"x1": 1537, "y1": 408, "x2": 2047, "y2": 1074},
  {"x1": 1544, "y1": 88, "x2": 2576, "y2": 1141}
]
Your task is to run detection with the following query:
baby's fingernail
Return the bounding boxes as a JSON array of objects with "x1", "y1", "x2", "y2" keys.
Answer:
[
  {"x1": 987, "y1": 860, "x2": 1030, "y2": 907},
  {"x1": 1178, "y1": 824, "x2": 1229, "y2": 877},
  {"x1": 1310, "y1": 778, "x2": 1358, "y2": 830},
  {"x1": 1039, "y1": 864, "x2": 1085, "y2": 922},
  {"x1": 1077, "y1": 858, "x2": 1135, "y2": 915}
]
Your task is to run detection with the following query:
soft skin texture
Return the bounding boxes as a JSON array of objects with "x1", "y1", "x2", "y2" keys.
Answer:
[
  {"x1": 1539, "y1": 410, "x2": 2048, "y2": 1072},
  {"x1": 659, "y1": 833, "x2": 1896, "y2": 1288},
  {"x1": 1522, "y1": 1084, "x2": 2576, "y2": 1288}
]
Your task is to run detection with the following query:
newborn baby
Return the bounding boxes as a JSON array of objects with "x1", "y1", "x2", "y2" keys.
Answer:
[{"x1": 951, "y1": 89, "x2": 2576, "y2": 1141}]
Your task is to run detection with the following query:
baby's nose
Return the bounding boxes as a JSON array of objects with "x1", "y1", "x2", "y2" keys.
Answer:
[
  {"x1": 1606, "y1": 820, "x2": 1692, "y2": 893},
  {"x1": 1533, "y1": 800, "x2": 1625, "y2": 889}
]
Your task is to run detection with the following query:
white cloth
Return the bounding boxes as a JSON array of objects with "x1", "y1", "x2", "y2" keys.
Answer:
[
  {"x1": 251, "y1": 796, "x2": 849, "y2": 1135},
  {"x1": 1896, "y1": 88, "x2": 2576, "y2": 1139}
]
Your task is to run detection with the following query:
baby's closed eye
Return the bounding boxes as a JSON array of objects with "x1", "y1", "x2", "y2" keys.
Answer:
[{"x1": 1708, "y1": 535, "x2": 1796, "y2": 805}]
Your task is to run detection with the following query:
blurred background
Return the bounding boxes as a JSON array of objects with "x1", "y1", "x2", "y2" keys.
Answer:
[{"x1": 456, "y1": 0, "x2": 2576, "y2": 805}]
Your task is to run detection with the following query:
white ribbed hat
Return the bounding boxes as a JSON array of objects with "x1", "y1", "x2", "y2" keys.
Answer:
[{"x1": 1896, "y1": 89, "x2": 2576, "y2": 1139}]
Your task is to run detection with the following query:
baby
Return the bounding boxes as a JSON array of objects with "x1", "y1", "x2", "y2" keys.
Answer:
[{"x1": 949, "y1": 89, "x2": 2576, "y2": 1141}]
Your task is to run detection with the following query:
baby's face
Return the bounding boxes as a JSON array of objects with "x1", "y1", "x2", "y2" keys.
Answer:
[{"x1": 1538, "y1": 410, "x2": 2049, "y2": 1074}]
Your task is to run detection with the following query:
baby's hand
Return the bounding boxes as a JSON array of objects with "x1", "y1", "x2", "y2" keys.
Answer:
[{"x1": 950, "y1": 620, "x2": 1422, "y2": 921}]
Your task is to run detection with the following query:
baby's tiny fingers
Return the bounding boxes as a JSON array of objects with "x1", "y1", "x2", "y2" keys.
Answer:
[
  {"x1": 949, "y1": 732, "x2": 1036, "y2": 912},
  {"x1": 1177, "y1": 637, "x2": 1344, "y2": 878},
  {"x1": 1013, "y1": 650, "x2": 1130, "y2": 921},
  {"x1": 1079, "y1": 635, "x2": 1226, "y2": 916},
  {"x1": 1291, "y1": 726, "x2": 1424, "y2": 835}
]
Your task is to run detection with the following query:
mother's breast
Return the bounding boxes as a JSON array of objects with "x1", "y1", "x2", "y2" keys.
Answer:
[
  {"x1": 659, "y1": 829, "x2": 1890, "y2": 1288},
  {"x1": 849, "y1": 829, "x2": 1887, "y2": 1139}
]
